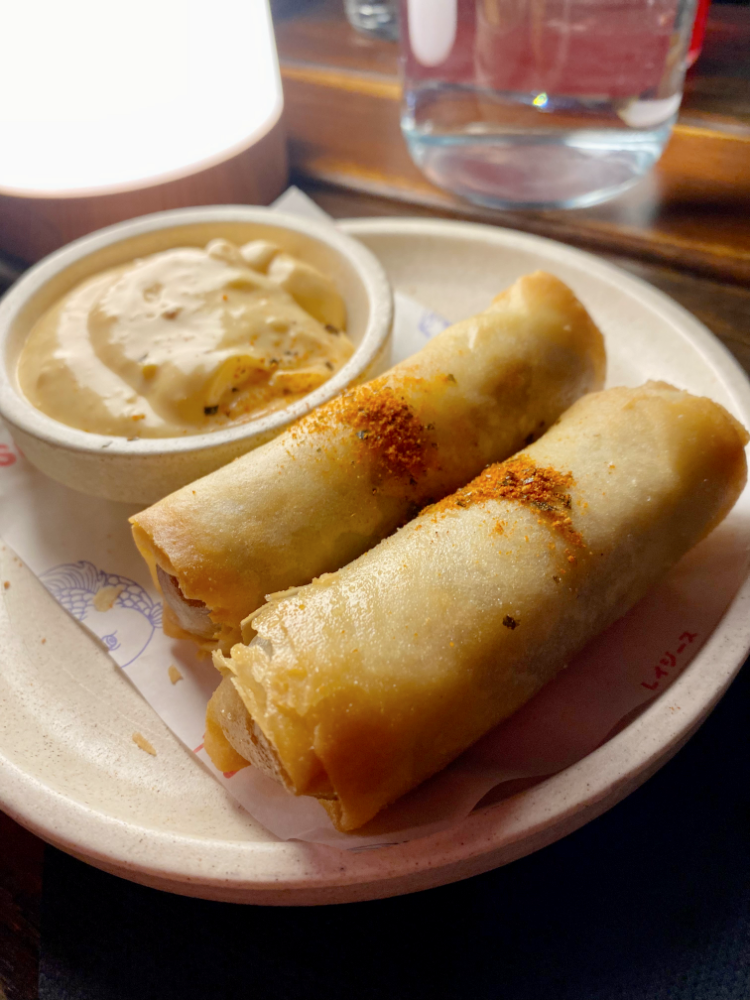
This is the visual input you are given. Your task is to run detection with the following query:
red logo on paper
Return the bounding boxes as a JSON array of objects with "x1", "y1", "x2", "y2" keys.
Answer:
[{"x1": 641, "y1": 632, "x2": 698, "y2": 691}]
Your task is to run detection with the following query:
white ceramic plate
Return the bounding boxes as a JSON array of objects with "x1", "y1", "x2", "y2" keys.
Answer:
[{"x1": 1, "y1": 218, "x2": 749, "y2": 905}]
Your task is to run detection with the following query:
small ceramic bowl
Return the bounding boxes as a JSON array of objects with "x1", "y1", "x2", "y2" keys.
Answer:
[{"x1": 0, "y1": 207, "x2": 393, "y2": 504}]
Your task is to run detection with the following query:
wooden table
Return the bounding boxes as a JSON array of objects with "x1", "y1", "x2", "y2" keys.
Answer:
[
  {"x1": 273, "y1": 0, "x2": 750, "y2": 367},
  {"x1": 1, "y1": 4, "x2": 749, "y2": 996}
]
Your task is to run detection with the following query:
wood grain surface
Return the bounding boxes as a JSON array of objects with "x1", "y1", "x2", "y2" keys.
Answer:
[{"x1": 276, "y1": 2, "x2": 750, "y2": 284}]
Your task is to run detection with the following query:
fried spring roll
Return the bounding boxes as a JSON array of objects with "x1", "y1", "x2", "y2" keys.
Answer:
[
  {"x1": 210, "y1": 383, "x2": 748, "y2": 831},
  {"x1": 131, "y1": 272, "x2": 605, "y2": 648}
]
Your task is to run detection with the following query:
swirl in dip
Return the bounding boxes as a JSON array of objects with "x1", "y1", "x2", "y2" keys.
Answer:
[{"x1": 17, "y1": 239, "x2": 354, "y2": 438}]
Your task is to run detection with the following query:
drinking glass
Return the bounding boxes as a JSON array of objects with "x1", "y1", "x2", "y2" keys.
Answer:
[{"x1": 400, "y1": 0, "x2": 698, "y2": 209}]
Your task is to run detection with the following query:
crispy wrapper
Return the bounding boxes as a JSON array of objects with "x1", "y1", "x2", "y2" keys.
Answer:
[
  {"x1": 131, "y1": 272, "x2": 606, "y2": 649},
  {"x1": 212, "y1": 383, "x2": 748, "y2": 831}
]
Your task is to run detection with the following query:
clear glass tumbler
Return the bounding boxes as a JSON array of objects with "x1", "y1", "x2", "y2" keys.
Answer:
[{"x1": 400, "y1": 0, "x2": 698, "y2": 209}]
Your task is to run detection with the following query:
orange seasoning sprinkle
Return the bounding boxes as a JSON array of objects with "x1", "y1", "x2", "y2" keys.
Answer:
[
  {"x1": 428, "y1": 454, "x2": 585, "y2": 550},
  {"x1": 292, "y1": 377, "x2": 428, "y2": 481}
]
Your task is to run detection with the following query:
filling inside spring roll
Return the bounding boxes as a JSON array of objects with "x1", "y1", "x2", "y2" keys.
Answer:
[
  {"x1": 209, "y1": 382, "x2": 748, "y2": 831},
  {"x1": 131, "y1": 271, "x2": 606, "y2": 650}
]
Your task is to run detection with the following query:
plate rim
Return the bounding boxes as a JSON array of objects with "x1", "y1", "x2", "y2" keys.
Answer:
[{"x1": 2, "y1": 215, "x2": 749, "y2": 902}]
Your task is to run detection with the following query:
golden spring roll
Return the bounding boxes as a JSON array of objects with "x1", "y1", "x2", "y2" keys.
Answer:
[
  {"x1": 210, "y1": 383, "x2": 748, "y2": 831},
  {"x1": 131, "y1": 272, "x2": 605, "y2": 648}
]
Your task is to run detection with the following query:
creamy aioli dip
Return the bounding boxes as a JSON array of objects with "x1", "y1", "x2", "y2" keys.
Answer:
[{"x1": 18, "y1": 239, "x2": 354, "y2": 438}]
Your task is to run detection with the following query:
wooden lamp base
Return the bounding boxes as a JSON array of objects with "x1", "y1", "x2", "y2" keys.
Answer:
[{"x1": 0, "y1": 115, "x2": 288, "y2": 263}]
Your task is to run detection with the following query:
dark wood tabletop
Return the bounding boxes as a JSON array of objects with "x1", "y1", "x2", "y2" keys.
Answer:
[{"x1": 1, "y1": 4, "x2": 749, "y2": 997}]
